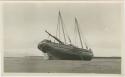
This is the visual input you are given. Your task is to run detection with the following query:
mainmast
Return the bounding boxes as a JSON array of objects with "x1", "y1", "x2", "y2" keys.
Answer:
[{"x1": 75, "y1": 17, "x2": 84, "y2": 48}]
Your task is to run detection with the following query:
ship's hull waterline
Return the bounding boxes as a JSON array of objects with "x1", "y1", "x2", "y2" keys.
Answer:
[{"x1": 38, "y1": 39, "x2": 93, "y2": 60}]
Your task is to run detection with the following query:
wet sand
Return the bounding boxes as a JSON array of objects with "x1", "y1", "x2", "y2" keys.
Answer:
[{"x1": 4, "y1": 57, "x2": 121, "y2": 74}]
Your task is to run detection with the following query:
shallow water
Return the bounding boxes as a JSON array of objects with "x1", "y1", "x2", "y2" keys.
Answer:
[{"x1": 4, "y1": 57, "x2": 121, "y2": 74}]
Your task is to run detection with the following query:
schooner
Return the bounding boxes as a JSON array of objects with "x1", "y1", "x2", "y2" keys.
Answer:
[{"x1": 38, "y1": 11, "x2": 94, "y2": 60}]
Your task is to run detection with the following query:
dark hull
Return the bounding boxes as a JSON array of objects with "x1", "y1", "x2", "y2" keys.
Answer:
[{"x1": 38, "y1": 39, "x2": 93, "y2": 60}]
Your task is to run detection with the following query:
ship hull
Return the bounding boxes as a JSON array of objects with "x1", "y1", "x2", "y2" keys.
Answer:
[{"x1": 38, "y1": 39, "x2": 93, "y2": 60}]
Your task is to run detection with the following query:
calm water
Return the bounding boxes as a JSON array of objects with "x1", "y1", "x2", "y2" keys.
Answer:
[{"x1": 4, "y1": 57, "x2": 121, "y2": 74}]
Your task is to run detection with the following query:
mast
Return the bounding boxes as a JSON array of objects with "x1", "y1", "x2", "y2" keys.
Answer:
[
  {"x1": 75, "y1": 17, "x2": 84, "y2": 48},
  {"x1": 59, "y1": 11, "x2": 67, "y2": 44},
  {"x1": 55, "y1": 10, "x2": 72, "y2": 44}
]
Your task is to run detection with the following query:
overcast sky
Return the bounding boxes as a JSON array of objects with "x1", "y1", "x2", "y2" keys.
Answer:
[{"x1": 3, "y1": 2, "x2": 122, "y2": 57}]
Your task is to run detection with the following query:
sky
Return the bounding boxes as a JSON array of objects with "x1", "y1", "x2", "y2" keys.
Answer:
[{"x1": 3, "y1": 2, "x2": 122, "y2": 57}]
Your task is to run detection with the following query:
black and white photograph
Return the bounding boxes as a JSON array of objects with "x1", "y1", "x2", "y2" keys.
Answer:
[{"x1": 2, "y1": 1, "x2": 123, "y2": 75}]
